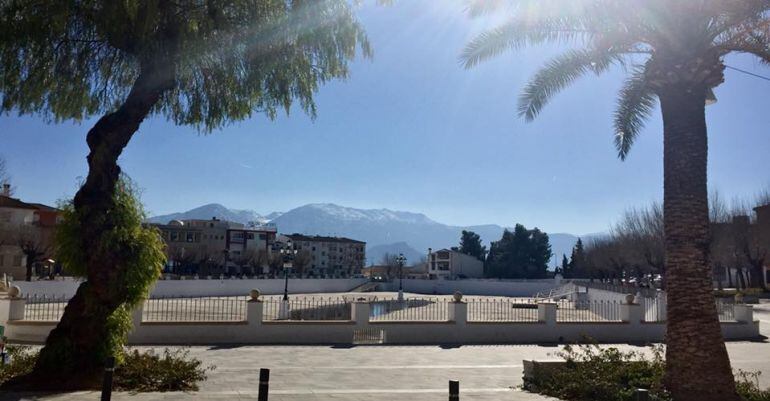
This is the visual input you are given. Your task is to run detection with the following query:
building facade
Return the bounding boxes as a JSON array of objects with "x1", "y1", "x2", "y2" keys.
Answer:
[
  {"x1": 711, "y1": 203, "x2": 770, "y2": 288},
  {"x1": 0, "y1": 185, "x2": 61, "y2": 279},
  {"x1": 278, "y1": 234, "x2": 366, "y2": 278},
  {"x1": 427, "y1": 248, "x2": 484, "y2": 279},
  {"x1": 152, "y1": 218, "x2": 277, "y2": 276}
]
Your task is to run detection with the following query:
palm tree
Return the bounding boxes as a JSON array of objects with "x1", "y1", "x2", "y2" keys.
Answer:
[{"x1": 461, "y1": 2, "x2": 770, "y2": 400}]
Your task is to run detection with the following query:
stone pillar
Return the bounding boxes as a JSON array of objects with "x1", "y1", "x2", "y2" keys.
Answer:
[
  {"x1": 449, "y1": 302, "x2": 467, "y2": 325},
  {"x1": 352, "y1": 301, "x2": 370, "y2": 325},
  {"x1": 247, "y1": 300, "x2": 263, "y2": 325},
  {"x1": 734, "y1": 304, "x2": 754, "y2": 323},
  {"x1": 620, "y1": 302, "x2": 643, "y2": 324},
  {"x1": 0, "y1": 297, "x2": 26, "y2": 324},
  {"x1": 537, "y1": 302, "x2": 557, "y2": 326}
]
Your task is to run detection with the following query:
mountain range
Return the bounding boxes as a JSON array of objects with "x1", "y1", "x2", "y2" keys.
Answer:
[{"x1": 148, "y1": 203, "x2": 601, "y2": 266}]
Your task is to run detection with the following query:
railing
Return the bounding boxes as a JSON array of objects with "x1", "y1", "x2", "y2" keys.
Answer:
[
  {"x1": 23, "y1": 294, "x2": 68, "y2": 321},
  {"x1": 369, "y1": 298, "x2": 449, "y2": 322},
  {"x1": 641, "y1": 296, "x2": 667, "y2": 322},
  {"x1": 577, "y1": 281, "x2": 659, "y2": 299},
  {"x1": 467, "y1": 298, "x2": 538, "y2": 322},
  {"x1": 142, "y1": 296, "x2": 248, "y2": 322},
  {"x1": 716, "y1": 299, "x2": 735, "y2": 322},
  {"x1": 262, "y1": 297, "x2": 352, "y2": 321},
  {"x1": 555, "y1": 300, "x2": 622, "y2": 322}
]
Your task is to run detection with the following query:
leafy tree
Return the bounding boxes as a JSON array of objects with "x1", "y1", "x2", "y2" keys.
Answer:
[
  {"x1": 569, "y1": 238, "x2": 587, "y2": 278},
  {"x1": 559, "y1": 254, "x2": 569, "y2": 276},
  {"x1": 460, "y1": 1, "x2": 770, "y2": 398},
  {"x1": 486, "y1": 224, "x2": 551, "y2": 279},
  {"x1": 458, "y1": 230, "x2": 487, "y2": 261},
  {"x1": 0, "y1": 0, "x2": 373, "y2": 388}
]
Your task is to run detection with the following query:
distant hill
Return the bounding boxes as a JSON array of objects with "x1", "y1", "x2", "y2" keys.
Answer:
[
  {"x1": 147, "y1": 203, "x2": 272, "y2": 225},
  {"x1": 149, "y1": 202, "x2": 603, "y2": 267},
  {"x1": 367, "y1": 242, "x2": 425, "y2": 266}
]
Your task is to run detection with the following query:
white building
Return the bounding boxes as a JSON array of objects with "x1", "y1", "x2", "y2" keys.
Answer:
[
  {"x1": 278, "y1": 234, "x2": 366, "y2": 278},
  {"x1": 427, "y1": 248, "x2": 484, "y2": 279}
]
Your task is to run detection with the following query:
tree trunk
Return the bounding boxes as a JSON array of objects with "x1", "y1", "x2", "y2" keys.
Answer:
[
  {"x1": 5, "y1": 63, "x2": 174, "y2": 390},
  {"x1": 25, "y1": 256, "x2": 33, "y2": 282},
  {"x1": 660, "y1": 84, "x2": 739, "y2": 401}
]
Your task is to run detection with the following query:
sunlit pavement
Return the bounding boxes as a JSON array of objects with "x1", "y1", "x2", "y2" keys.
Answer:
[{"x1": 2, "y1": 301, "x2": 768, "y2": 401}]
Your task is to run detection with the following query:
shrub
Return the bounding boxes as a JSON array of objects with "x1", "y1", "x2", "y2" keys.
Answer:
[
  {"x1": 0, "y1": 346, "x2": 212, "y2": 392},
  {"x1": 524, "y1": 343, "x2": 668, "y2": 401},
  {"x1": 735, "y1": 370, "x2": 770, "y2": 401},
  {"x1": 0, "y1": 346, "x2": 37, "y2": 385},
  {"x1": 113, "y1": 348, "x2": 214, "y2": 392}
]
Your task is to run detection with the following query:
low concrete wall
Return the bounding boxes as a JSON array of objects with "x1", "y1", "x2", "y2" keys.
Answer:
[
  {"x1": 383, "y1": 279, "x2": 561, "y2": 297},
  {"x1": 1, "y1": 299, "x2": 759, "y2": 345},
  {"x1": 10, "y1": 278, "x2": 368, "y2": 298}
]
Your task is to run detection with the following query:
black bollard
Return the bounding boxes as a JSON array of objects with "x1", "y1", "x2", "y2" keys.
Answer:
[
  {"x1": 449, "y1": 380, "x2": 459, "y2": 401},
  {"x1": 258, "y1": 368, "x2": 270, "y2": 401},
  {"x1": 635, "y1": 388, "x2": 649, "y2": 401},
  {"x1": 101, "y1": 356, "x2": 115, "y2": 401}
]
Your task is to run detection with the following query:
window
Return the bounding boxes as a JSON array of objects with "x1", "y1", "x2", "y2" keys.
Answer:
[
  {"x1": 186, "y1": 233, "x2": 195, "y2": 243},
  {"x1": 438, "y1": 262, "x2": 450, "y2": 271},
  {"x1": 13, "y1": 255, "x2": 22, "y2": 267},
  {"x1": 170, "y1": 232, "x2": 179, "y2": 242},
  {"x1": 247, "y1": 233, "x2": 254, "y2": 240},
  {"x1": 259, "y1": 234, "x2": 266, "y2": 240},
  {"x1": 312, "y1": 246, "x2": 316, "y2": 251}
]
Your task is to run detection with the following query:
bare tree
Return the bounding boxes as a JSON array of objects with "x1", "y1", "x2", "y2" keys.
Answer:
[
  {"x1": 0, "y1": 156, "x2": 13, "y2": 196},
  {"x1": 380, "y1": 253, "x2": 400, "y2": 280},
  {"x1": 250, "y1": 249, "x2": 270, "y2": 276},
  {"x1": 292, "y1": 250, "x2": 312, "y2": 278},
  {"x1": 16, "y1": 224, "x2": 53, "y2": 281}
]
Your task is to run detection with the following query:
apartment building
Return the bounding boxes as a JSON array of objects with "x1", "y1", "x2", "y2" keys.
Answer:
[
  {"x1": 278, "y1": 234, "x2": 366, "y2": 278},
  {"x1": 711, "y1": 203, "x2": 770, "y2": 287},
  {"x1": 427, "y1": 248, "x2": 484, "y2": 279},
  {"x1": 0, "y1": 185, "x2": 60, "y2": 279},
  {"x1": 152, "y1": 218, "x2": 277, "y2": 275}
]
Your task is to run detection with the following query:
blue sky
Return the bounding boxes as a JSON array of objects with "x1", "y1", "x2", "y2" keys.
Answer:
[{"x1": 1, "y1": 1, "x2": 769, "y2": 235}]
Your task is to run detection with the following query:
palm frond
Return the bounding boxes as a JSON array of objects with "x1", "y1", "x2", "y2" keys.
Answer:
[
  {"x1": 614, "y1": 67, "x2": 656, "y2": 160},
  {"x1": 517, "y1": 49, "x2": 622, "y2": 121},
  {"x1": 461, "y1": 18, "x2": 589, "y2": 69}
]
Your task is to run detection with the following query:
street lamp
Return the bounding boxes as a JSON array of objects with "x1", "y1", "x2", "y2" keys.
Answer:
[
  {"x1": 397, "y1": 253, "x2": 407, "y2": 302},
  {"x1": 280, "y1": 242, "x2": 297, "y2": 301}
]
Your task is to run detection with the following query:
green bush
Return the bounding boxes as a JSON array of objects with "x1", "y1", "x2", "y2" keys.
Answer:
[
  {"x1": 524, "y1": 343, "x2": 770, "y2": 401},
  {"x1": 0, "y1": 346, "x2": 37, "y2": 385},
  {"x1": 0, "y1": 346, "x2": 212, "y2": 392},
  {"x1": 114, "y1": 348, "x2": 214, "y2": 392}
]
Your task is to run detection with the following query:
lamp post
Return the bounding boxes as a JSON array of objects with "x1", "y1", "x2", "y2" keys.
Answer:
[
  {"x1": 397, "y1": 253, "x2": 406, "y2": 302},
  {"x1": 279, "y1": 241, "x2": 296, "y2": 319}
]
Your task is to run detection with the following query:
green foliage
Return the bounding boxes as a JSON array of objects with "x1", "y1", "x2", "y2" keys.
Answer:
[
  {"x1": 54, "y1": 177, "x2": 165, "y2": 362},
  {"x1": 0, "y1": 346, "x2": 37, "y2": 385},
  {"x1": 56, "y1": 178, "x2": 165, "y2": 307},
  {"x1": 458, "y1": 230, "x2": 487, "y2": 261},
  {"x1": 0, "y1": 346, "x2": 211, "y2": 392},
  {"x1": 525, "y1": 344, "x2": 770, "y2": 401},
  {"x1": 0, "y1": 0, "x2": 371, "y2": 130},
  {"x1": 114, "y1": 348, "x2": 214, "y2": 392},
  {"x1": 524, "y1": 344, "x2": 668, "y2": 401},
  {"x1": 486, "y1": 223, "x2": 552, "y2": 279},
  {"x1": 460, "y1": 0, "x2": 770, "y2": 159}
]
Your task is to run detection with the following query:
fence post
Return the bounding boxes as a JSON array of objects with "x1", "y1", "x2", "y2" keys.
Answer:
[
  {"x1": 258, "y1": 368, "x2": 270, "y2": 401},
  {"x1": 537, "y1": 302, "x2": 557, "y2": 326},
  {"x1": 733, "y1": 304, "x2": 754, "y2": 323},
  {"x1": 247, "y1": 292, "x2": 264, "y2": 326},
  {"x1": 449, "y1": 380, "x2": 459, "y2": 400},
  {"x1": 449, "y1": 298, "x2": 467, "y2": 326},
  {"x1": 352, "y1": 300, "x2": 370, "y2": 325},
  {"x1": 620, "y1": 298, "x2": 643, "y2": 325}
]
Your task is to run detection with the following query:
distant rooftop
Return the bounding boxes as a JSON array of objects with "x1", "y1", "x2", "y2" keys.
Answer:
[{"x1": 284, "y1": 233, "x2": 365, "y2": 244}]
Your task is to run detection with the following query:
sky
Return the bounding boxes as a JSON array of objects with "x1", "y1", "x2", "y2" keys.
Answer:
[{"x1": 1, "y1": 1, "x2": 769, "y2": 235}]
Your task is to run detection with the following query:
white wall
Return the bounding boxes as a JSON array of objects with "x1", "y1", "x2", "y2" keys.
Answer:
[
  {"x1": 11, "y1": 278, "x2": 368, "y2": 298},
  {"x1": 2, "y1": 301, "x2": 759, "y2": 345},
  {"x1": 383, "y1": 279, "x2": 561, "y2": 297}
]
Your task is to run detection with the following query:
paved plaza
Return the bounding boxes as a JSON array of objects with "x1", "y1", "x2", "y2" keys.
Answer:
[{"x1": 1, "y1": 300, "x2": 769, "y2": 401}]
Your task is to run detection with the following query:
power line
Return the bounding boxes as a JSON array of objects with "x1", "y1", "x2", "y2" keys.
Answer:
[{"x1": 725, "y1": 64, "x2": 770, "y2": 82}]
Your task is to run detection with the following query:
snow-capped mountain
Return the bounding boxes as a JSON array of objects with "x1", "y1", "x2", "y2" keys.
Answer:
[
  {"x1": 147, "y1": 203, "x2": 276, "y2": 225},
  {"x1": 149, "y1": 202, "x2": 598, "y2": 266}
]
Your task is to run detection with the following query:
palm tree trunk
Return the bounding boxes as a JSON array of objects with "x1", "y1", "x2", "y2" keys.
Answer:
[
  {"x1": 5, "y1": 62, "x2": 175, "y2": 390},
  {"x1": 659, "y1": 84, "x2": 739, "y2": 401}
]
